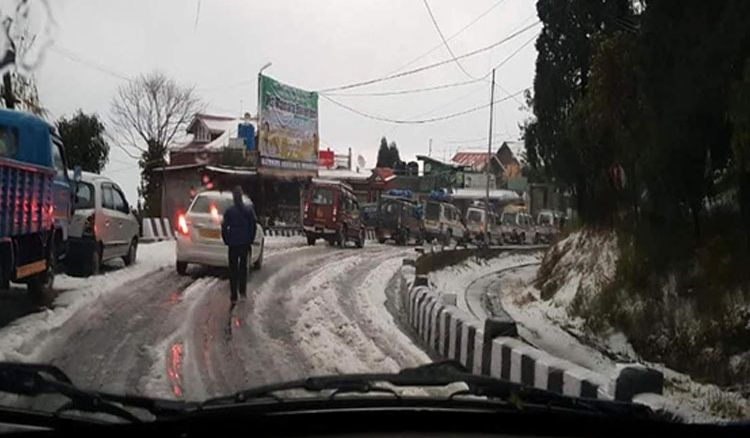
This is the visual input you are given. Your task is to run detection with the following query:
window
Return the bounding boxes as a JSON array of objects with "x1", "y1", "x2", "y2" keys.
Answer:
[
  {"x1": 195, "y1": 124, "x2": 210, "y2": 142},
  {"x1": 102, "y1": 185, "x2": 115, "y2": 210},
  {"x1": 0, "y1": 125, "x2": 18, "y2": 158},
  {"x1": 502, "y1": 213, "x2": 518, "y2": 225},
  {"x1": 112, "y1": 188, "x2": 128, "y2": 213},
  {"x1": 425, "y1": 202, "x2": 441, "y2": 220},
  {"x1": 311, "y1": 188, "x2": 334, "y2": 205},
  {"x1": 51, "y1": 141, "x2": 68, "y2": 180},
  {"x1": 74, "y1": 182, "x2": 95, "y2": 209},
  {"x1": 190, "y1": 195, "x2": 234, "y2": 214},
  {"x1": 467, "y1": 210, "x2": 483, "y2": 223}
]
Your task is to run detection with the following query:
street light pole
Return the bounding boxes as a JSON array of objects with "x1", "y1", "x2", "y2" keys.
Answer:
[{"x1": 485, "y1": 68, "x2": 496, "y2": 246}]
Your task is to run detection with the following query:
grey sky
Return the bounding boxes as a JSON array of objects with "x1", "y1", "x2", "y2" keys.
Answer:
[{"x1": 34, "y1": 0, "x2": 538, "y2": 204}]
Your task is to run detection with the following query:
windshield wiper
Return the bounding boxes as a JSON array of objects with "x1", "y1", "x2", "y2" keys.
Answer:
[
  {"x1": 201, "y1": 361, "x2": 655, "y2": 420},
  {"x1": 0, "y1": 362, "x2": 191, "y2": 422}
]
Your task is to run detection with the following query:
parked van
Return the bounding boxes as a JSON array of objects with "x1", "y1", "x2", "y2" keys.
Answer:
[
  {"x1": 376, "y1": 191, "x2": 423, "y2": 245},
  {"x1": 499, "y1": 211, "x2": 534, "y2": 245},
  {"x1": 303, "y1": 179, "x2": 365, "y2": 248},
  {"x1": 465, "y1": 205, "x2": 497, "y2": 244},
  {"x1": 423, "y1": 200, "x2": 467, "y2": 245},
  {"x1": 535, "y1": 209, "x2": 559, "y2": 244},
  {"x1": 67, "y1": 172, "x2": 140, "y2": 276}
]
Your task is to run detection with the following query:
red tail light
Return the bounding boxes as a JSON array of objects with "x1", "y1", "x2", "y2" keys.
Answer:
[
  {"x1": 177, "y1": 214, "x2": 190, "y2": 236},
  {"x1": 83, "y1": 213, "x2": 96, "y2": 237},
  {"x1": 303, "y1": 202, "x2": 309, "y2": 219},
  {"x1": 332, "y1": 205, "x2": 337, "y2": 222}
]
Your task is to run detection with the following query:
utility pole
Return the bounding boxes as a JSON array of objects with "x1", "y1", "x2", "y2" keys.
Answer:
[
  {"x1": 485, "y1": 68, "x2": 496, "y2": 246},
  {"x1": 428, "y1": 138, "x2": 432, "y2": 157}
]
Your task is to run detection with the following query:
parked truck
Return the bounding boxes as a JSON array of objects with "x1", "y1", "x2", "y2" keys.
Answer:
[{"x1": 0, "y1": 110, "x2": 74, "y2": 304}]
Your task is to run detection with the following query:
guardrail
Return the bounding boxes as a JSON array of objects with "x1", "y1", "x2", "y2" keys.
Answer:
[
  {"x1": 398, "y1": 247, "x2": 664, "y2": 404},
  {"x1": 140, "y1": 220, "x2": 379, "y2": 242}
]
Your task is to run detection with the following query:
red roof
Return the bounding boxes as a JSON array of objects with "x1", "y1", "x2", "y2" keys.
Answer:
[{"x1": 451, "y1": 152, "x2": 493, "y2": 171}]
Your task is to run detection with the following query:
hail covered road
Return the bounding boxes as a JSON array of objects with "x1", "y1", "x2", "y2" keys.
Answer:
[{"x1": 0, "y1": 238, "x2": 430, "y2": 401}]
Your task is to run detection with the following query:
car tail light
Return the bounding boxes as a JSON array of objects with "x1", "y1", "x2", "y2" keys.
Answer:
[
  {"x1": 177, "y1": 213, "x2": 190, "y2": 236},
  {"x1": 83, "y1": 212, "x2": 96, "y2": 237},
  {"x1": 303, "y1": 202, "x2": 309, "y2": 219},
  {"x1": 332, "y1": 205, "x2": 337, "y2": 222}
]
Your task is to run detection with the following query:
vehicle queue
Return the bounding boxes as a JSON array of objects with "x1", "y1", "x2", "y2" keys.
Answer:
[{"x1": 301, "y1": 178, "x2": 564, "y2": 249}]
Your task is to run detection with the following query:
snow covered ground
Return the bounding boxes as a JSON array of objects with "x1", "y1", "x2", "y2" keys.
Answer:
[
  {"x1": 0, "y1": 241, "x2": 176, "y2": 362},
  {"x1": 428, "y1": 245, "x2": 750, "y2": 422},
  {"x1": 0, "y1": 237, "x2": 429, "y2": 405}
]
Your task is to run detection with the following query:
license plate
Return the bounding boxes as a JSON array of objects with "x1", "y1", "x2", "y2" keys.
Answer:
[{"x1": 199, "y1": 228, "x2": 221, "y2": 239}]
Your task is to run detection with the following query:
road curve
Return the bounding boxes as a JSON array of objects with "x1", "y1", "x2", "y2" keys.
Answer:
[{"x1": 37, "y1": 241, "x2": 430, "y2": 400}]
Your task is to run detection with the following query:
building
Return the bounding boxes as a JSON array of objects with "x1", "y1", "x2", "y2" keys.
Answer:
[
  {"x1": 450, "y1": 151, "x2": 504, "y2": 189},
  {"x1": 169, "y1": 114, "x2": 248, "y2": 166},
  {"x1": 155, "y1": 112, "x2": 307, "y2": 226}
]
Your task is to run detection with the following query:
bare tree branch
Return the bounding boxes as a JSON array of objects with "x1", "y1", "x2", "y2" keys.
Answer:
[{"x1": 109, "y1": 71, "x2": 204, "y2": 215}]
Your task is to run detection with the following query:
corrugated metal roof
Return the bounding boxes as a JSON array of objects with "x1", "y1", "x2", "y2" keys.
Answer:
[{"x1": 451, "y1": 151, "x2": 501, "y2": 172}]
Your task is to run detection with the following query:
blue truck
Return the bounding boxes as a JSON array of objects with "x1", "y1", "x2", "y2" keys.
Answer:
[{"x1": 0, "y1": 109, "x2": 73, "y2": 304}]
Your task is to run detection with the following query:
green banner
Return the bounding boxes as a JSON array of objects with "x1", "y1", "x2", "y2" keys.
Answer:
[{"x1": 258, "y1": 75, "x2": 319, "y2": 172}]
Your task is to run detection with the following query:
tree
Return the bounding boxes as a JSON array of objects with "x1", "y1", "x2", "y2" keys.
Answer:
[
  {"x1": 528, "y1": 0, "x2": 634, "y2": 220},
  {"x1": 56, "y1": 110, "x2": 109, "y2": 173},
  {"x1": 388, "y1": 141, "x2": 401, "y2": 168},
  {"x1": 110, "y1": 71, "x2": 203, "y2": 216},
  {"x1": 376, "y1": 136, "x2": 390, "y2": 167}
]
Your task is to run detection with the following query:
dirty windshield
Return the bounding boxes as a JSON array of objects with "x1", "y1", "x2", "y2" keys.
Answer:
[{"x1": 1, "y1": 0, "x2": 749, "y2": 429}]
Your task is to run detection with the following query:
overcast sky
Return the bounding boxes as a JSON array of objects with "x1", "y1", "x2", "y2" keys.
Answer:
[{"x1": 31, "y1": 0, "x2": 538, "y2": 203}]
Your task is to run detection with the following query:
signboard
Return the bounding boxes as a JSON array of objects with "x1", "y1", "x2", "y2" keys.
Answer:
[
  {"x1": 258, "y1": 74, "x2": 319, "y2": 174},
  {"x1": 319, "y1": 150, "x2": 334, "y2": 168}
]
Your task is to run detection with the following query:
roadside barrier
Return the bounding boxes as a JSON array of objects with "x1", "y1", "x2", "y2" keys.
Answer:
[
  {"x1": 399, "y1": 252, "x2": 664, "y2": 403},
  {"x1": 140, "y1": 221, "x2": 377, "y2": 241},
  {"x1": 141, "y1": 217, "x2": 174, "y2": 242}
]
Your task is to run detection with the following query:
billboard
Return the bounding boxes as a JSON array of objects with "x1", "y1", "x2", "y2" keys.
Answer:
[{"x1": 258, "y1": 74, "x2": 319, "y2": 174}]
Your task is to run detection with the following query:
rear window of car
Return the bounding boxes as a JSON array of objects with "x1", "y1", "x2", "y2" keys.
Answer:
[
  {"x1": 74, "y1": 182, "x2": 95, "y2": 209},
  {"x1": 467, "y1": 210, "x2": 483, "y2": 223},
  {"x1": 310, "y1": 188, "x2": 334, "y2": 205},
  {"x1": 425, "y1": 202, "x2": 441, "y2": 220},
  {"x1": 190, "y1": 195, "x2": 234, "y2": 214},
  {"x1": 0, "y1": 125, "x2": 18, "y2": 158}
]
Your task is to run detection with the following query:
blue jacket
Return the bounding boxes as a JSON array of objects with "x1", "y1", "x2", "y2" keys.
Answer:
[{"x1": 221, "y1": 203, "x2": 257, "y2": 246}]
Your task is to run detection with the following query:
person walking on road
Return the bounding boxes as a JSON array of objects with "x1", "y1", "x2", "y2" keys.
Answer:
[{"x1": 221, "y1": 186, "x2": 257, "y2": 306}]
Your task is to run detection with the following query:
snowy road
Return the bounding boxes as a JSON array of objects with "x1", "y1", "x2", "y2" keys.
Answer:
[{"x1": 1, "y1": 239, "x2": 430, "y2": 401}]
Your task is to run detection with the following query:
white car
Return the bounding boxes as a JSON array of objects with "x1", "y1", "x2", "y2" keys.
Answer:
[
  {"x1": 68, "y1": 172, "x2": 140, "y2": 276},
  {"x1": 175, "y1": 190, "x2": 264, "y2": 275}
]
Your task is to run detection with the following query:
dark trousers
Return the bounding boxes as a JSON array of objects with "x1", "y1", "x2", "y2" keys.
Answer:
[{"x1": 228, "y1": 244, "x2": 249, "y2": 301}]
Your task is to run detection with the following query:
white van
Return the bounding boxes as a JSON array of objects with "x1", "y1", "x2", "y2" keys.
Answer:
[
  {"x1": 423, "y1": 201, "x2": 467, "y2": 245},
  {"x1": 67, "y1": 172, "x2": 140, "y2": 276}
]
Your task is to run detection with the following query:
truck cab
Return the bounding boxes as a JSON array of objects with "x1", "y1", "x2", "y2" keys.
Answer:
[{"x1": 0, "y1": 109, "x2": 73, "y2": 304}]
